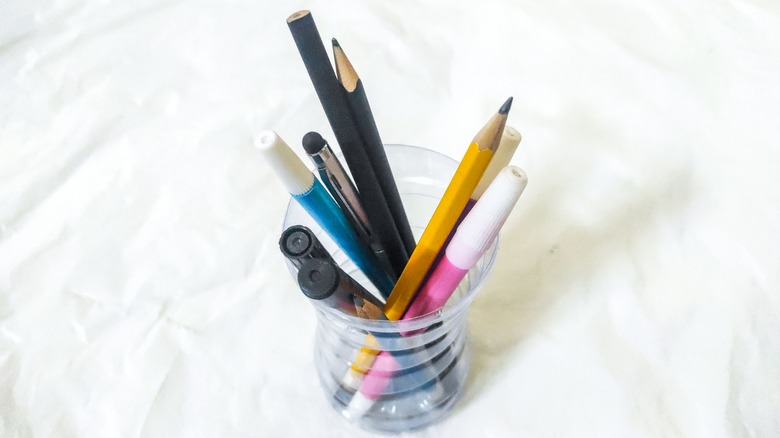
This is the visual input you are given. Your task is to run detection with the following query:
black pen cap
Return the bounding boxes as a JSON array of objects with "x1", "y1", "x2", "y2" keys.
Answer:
[
  {"x1": 281, "y1": 226, "x2": 313, "y2": 257},
  {"x1": 279, "y1": 225, "x2": 333, "y2": 268},
  {"x1": 298, "y1": 258, "x2": 340, "y2": 300}
]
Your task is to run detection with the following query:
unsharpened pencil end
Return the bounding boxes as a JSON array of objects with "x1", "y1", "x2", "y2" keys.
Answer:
[
  {"x1": 302, "y1": 131, "x2": 328, "y2": 154},
  {"x1": 498, "y1": 96, "x2": 513, "y2": 115},
  {"x1": 286, "y1": 9, "x2": 310, "y2": 23}
]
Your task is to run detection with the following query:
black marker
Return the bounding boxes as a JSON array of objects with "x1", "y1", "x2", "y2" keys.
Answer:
[
  {"x1": 297, "y1": 258, "x2": 384, "y2": 314},
  {"x1": 279, "y1": 225, "x2": 333, "y2": 269}
]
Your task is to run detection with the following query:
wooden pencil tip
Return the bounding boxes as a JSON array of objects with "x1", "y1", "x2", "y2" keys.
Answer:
[
  {"x1": 332, "y1": 37, "x2": 341, "y2": 48},
  {"x1": 498, "y1": 96, "x2": 513, "y2": 115},
  {"x1": 333, "y1": 40, "x2": 359, "y2": 92},
  {"x1": 287, "y1": 9, "x2": 310, "y2": 23}
]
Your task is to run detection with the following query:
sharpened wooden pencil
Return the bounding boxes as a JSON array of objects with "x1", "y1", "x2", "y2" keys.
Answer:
[
  {"x1": 332, "y1": 38, "x2": 417, "y2": 259},
  {"x1": 382, "y1": 97, "x2": 513, "y2": 320},
  {"x1": 287, "y1": 10, "x2": 409, "y2": 287}
]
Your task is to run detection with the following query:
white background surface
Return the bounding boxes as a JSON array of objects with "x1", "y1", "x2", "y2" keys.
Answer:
[{"x1": 2, "y1": 0, "x2": 779, "y2": 436}]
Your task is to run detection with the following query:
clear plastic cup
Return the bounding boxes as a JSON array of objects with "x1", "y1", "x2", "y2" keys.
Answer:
[{"x1": 282, "y1": 144, "x2": 498, "y2": 432}]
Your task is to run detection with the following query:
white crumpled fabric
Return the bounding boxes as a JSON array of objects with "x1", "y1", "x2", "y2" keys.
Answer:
[{"x1": 1, "y1": 0, "x2": 779, "y2": 436}]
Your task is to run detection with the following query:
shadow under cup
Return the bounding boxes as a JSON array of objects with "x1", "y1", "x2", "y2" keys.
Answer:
[{"x1": 282, "y1": 144, "x2": 498, "y2": 432}]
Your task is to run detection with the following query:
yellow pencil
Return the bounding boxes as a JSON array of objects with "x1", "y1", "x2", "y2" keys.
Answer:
[
  {"x1": 383, "y1": 97, "x2": 512, "y2": 320},
  {"x1": 339, "y1": 97, "x2": 513, "y2": 389}
]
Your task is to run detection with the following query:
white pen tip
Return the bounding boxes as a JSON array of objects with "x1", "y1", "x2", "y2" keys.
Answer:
[
  {"x1": 506, "y1": 165, "x2": 528, "y2": 183},
  {"x1": 341, "y1": 370, "x2": 364, "y2": 391},
  {"x1": 253, "y1": 129, "x2": 313, "y2": 195},
  {"x1": 343, "y1": 391, "x2": 375, "y2": 420},
  {"x1": 254, "y1": 129, "x2": 278, "y2": 150},
  {"x1": 447, "y1": 165, "x2": 528, "y2": 269}
]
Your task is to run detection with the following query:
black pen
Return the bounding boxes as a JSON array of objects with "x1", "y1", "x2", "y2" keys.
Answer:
[{"x1": 297, "y1": 258, "x2": 385, "y2": 315}]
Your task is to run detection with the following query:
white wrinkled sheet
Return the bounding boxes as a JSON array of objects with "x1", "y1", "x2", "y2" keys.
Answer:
[{"x1": 1, "y1": 0, "x2": 779, "y2": 436}]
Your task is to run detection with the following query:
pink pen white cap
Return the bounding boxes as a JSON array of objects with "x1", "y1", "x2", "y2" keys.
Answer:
[
  {"x1": 346, "y1": 165, "x2": 529, "y2": 420},
  {"x1": 447, "y1": 165, "x2": 527, "y2": 269},
  {"x1": 404, "y1": 165, "x2": 528, "y2": 320}
]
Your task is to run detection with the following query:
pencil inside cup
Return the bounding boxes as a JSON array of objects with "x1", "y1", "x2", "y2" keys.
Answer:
[
  {"x1": 382, "y1": 97, "x2": 513, "y2": 321},
  {"x1": 333, "y1": 99, "x2": 514, "y2": 418},
  {"x1": 342, "y1": 165, "x2": 529, "y2": 420},
  {"x1": 422, "y1": 125, "x2": 524, "y2": 284},
  {"x1": 405, "y1": 165, "x2": 528, "y2": 320},
  {"x1": 332, "y1": 38, "x2": 417, "y2": 259},
  {"x1": 287, "y1": 10, "x2": 409, "y2": 286}
]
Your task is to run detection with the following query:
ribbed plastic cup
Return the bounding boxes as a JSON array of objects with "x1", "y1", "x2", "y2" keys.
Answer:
[{"x1": 282, "y1": 145, "x2": 498, "y2": 432}]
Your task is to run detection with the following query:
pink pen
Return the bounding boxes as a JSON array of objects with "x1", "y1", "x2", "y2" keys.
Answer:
[{"x1": 345, "y1": 166, "x2": 529, "y2": 418}]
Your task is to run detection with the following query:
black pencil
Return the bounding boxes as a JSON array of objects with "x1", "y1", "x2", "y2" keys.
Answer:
[
  {"x1": 286, "y1": 10, "x2": 409, "y2": 283},
  {"x1": 332, "y1": 38, "x2": 416, "y2": 258}
]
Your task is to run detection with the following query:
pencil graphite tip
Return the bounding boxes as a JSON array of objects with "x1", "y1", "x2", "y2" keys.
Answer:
[
  {"x1": 498, "y1": 96, "x2": 513, "y2": 115},
  {"x1": 302, "y1": 131, "x2": 328, "y2": 154},
  {"x1": 472, "y1": 98, "x2": 512, "y2": 151},
  {"x1": 331, "y1": 37, "x2": 341, "y2": 48}
]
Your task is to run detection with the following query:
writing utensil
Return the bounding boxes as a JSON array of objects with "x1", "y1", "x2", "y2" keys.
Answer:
[
  {"x1": 279, "y1": 225, "x2": 334, "y2": 270},
  {"x1": 345, "y1": 166, "x2": 529, "y2": 418},
  {"x1": 405, "y1": 166, "x2": 528, "y2": 319},
  {"x1": 302, "y1": 132, "x2": 397, "y2": 281},
  {"x1": 332, "y1": 38, "x2": 416, "y2": 257},
  {"x1": 287, "y1": 10, "x2": 409, "y2": 282},
  {"x1": 382, "y1": 97, "x2": 512, "y2": 320},
  {"x1": 295, "y1": 260, "x2": 449, "y2": 409},
  {"x1": 353, "y1": 296, "x2": 385, "y2": 321},
  {"x1": 280, "y1": 225, "x2": 389, "y2": 317},
  {"x1": 255, "y1": 129, "x2": 394, "y2": 296},
  {"x1": 424, "y1": 125, "x2": 523, "y2": 277},
  {"x1": 297, "y1": 258, "x2": 384, "y2": 315},
  {"x1": 337, "y1": 98, "x2": 513, "y2": 396},
  {"x1": 470, "y1": 126, "x2": 522, "y2": 203}
]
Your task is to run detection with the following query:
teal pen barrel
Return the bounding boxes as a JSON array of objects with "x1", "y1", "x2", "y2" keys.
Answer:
[{"x1": 294, "y1": 181, "x2": 394, "y2": 297}]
